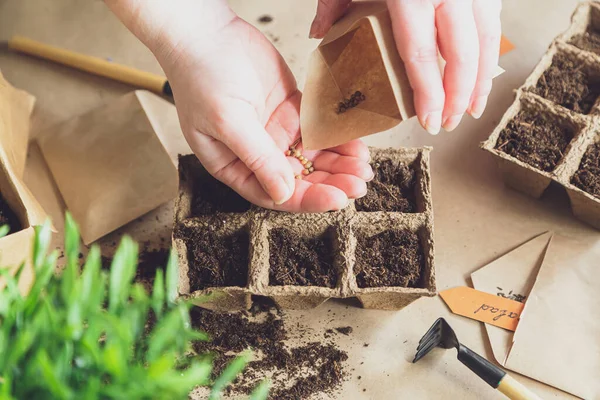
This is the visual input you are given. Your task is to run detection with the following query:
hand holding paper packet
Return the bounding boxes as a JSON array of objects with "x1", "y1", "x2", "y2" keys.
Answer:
[{"x1": 301, "y1": 1, "x2": 511, "y2": 151}]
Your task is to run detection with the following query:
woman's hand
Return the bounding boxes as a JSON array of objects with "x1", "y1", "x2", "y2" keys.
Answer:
[
  {"x1": 310, "y1": 0, "x2": 502, "y2": 134},
  {"x1": 106, "y1": 0, "x2": 373, "y2": 212}
]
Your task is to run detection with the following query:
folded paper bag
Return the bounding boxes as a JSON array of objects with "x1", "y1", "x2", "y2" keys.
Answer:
[
  {"x1": 301, "y1": 1, "x2": 412, "y2": 151},
  {"x1": 471, "y1": 232, "x2": 551, "y2": 365},
  {"x1": 37, "y1": 90, "x2": 190, "y2": 245},
  {"x1": 0, "y1": 72, "x2": 50, "y2": 294},
  {"x1": 0, "y1": 70, "x2": 36, "y2": 178},
  {"x1": 472, "y1": 232, "x2": 600, "y2": 399},
  {"x1": 300, "y1": 1, "x2": 508, "y2": 151}
]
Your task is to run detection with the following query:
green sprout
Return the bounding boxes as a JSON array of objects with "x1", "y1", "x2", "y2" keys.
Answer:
[{"x1": 0, "y1": 213, "x2": 268, "y2": 400}]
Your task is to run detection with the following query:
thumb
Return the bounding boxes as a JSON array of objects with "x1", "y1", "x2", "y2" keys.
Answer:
[
  {"x1": 310, "y1": 0, "x2": 352, "y2": 39},
  {"x1": 218, "y1": 111, "x2": 295, "y2": 206}
]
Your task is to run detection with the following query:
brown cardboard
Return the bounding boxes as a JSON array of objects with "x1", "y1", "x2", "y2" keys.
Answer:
[
  {"x1": 173, "y1": 147, "x2": 435, "y2": 311},
  {"x1": 0, "y1": 72, "x2": 49, "y2": 293},
  {"x1": 37, "y1": 90, "x2": 189, "y2": 245},
  {"x1": 0, "y1": 70, "x2": 35, "y2": 177},
  {"x1": 482, "y1": 2, "x2": 600, "y2": 230}
]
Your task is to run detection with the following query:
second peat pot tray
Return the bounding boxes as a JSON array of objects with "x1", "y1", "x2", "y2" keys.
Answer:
[
  {"x1": 482, "y1": 1, "x2": 600, "y2": 230},
  {"x1": 173, "y1": 147, "x2": 436, "y2": 311}
]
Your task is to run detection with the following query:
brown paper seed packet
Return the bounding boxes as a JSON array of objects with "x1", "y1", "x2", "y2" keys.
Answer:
[{"x1": 300, "y1": 1, "x2": 507, "y2": 151}]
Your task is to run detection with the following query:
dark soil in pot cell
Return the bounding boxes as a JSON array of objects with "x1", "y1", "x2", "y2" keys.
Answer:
[
  {"x1": 355, "y1": 159, "x2": 417, "y2": 212},
  {"x1": 530, "y1": 53, "x2": 600, "y2": 114},
  {"x1": 572, "y1": 141, "x2": 600, "y2": 198},
  {"x1": 179, "y1": 155, "x2": 250, "y2": 215},
  {"x1": 269, "y1": 227, "x2": 337, "y2": 288},
  {"x1": 495, "y1": 110, "x2": 575, "y2": 172},
  {"x1": 355, "y1": 229, "x2": 424, "y2": 288},
  {"x1": 187, "y1": 169, "x2": 251, "y2": 215},
  {"x1": 0, "y1": 194, "x2": 21, "y2": 234},
  {"x1": 570, "y1": 31, "x2": 600, "y2": 55},
  {"x1": 179, "y1": 226, "x2": 249, "y2": 290}
]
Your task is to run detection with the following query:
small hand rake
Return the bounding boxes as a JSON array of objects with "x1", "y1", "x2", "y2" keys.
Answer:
[{"x1": 413, "y1": 318, "x2": 542, "y2": 400}]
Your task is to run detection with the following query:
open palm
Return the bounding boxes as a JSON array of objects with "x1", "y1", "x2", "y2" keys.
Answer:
[{"x1": 161, "y1": 17, "x2": 372, "y2": 212}]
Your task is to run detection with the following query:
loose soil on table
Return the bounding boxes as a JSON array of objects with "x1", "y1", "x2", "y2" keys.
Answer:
[
  {"x1": 334, "y1": 326, "x2": 353, "y2": 335},
  {"x1": 495, "y1": 110, "x2": 574, "y2": 172},
  {"x1": 0, "y1": 193, "x2": 21, "y2": 234},
  {"x1": 191, "y1": 299, "x2": 348, "y2": 399},
  {"x1": 355, "y1": 159, "x2": 417, "y2": 212},
  {"x1": 572, "y1": 142, "x2": 600, "y2": 198},
  {"x1": 178, "y1": 225, "x2": 249, "y2": 291},
  {"x1": 269, "y1": 227, "x2": 337, "y2": 288},
  {"x1": 530, "y1": 53, "x2": 600, "y2": 114},
  {"x1": 190, "y1": 174, "x2": 251, "y2": 216},
  {"x1": 570, "y1": 31, "x2": 600, "y2": 55},
  {"x1": 355, "y1": 230, "x2": 423, "y2": 288}
]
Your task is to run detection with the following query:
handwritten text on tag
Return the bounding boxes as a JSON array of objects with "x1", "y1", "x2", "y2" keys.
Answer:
[{"x1": 440, "y1": 287, "x2": 525, "y2": 331}]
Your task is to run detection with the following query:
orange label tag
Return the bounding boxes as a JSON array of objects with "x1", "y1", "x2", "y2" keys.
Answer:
[
  {"x1": 500, "y1": 35, "x2": 515, "y2": 56},
  {"x1": 439, "y1": 287, "x2": 524, "y2": 331}
]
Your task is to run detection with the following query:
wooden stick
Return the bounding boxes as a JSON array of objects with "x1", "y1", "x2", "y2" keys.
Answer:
[
  {"x1": 497, "y1": 375, "x2": 543, "y2": 400},
  {"x1": 7, "y1": 35, "x2": 171, "y2": 96}
]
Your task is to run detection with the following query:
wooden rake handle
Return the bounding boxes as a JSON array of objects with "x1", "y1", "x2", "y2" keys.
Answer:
[
  {"x1": 498, "y1": 375, "x2": 543, "y2": 400},
  {"x1": 7, "y1": 35, "x2": 171, "y2": 96},
  {"x1": 457, "y1": 345, "x2": 543, "y2": 400}
]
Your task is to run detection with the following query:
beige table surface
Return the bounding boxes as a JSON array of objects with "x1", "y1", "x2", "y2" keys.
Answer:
[{"x1": 0, "y1": 0, "x2": 595, "y2": 399}]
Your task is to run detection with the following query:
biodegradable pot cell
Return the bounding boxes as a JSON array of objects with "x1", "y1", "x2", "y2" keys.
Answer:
[
  {"x1": 558, "y1": 1, "x2": 600, "y2": 55},
  {"x1": 482, "y1": 2, "x2": 600, "y2": 230},
  {"x1": 37, "y1": 90, "x2": 190, "y2": 244},
  {"x1": 173, "y1": 147, "x2": 435, "y2": 311}
]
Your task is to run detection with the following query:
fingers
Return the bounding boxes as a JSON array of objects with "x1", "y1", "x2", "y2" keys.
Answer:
[
  {"x1": 217, "y1": 106, "x2": 295, "y2": 205},
  {"x1": 436, "y1": 0, "x2": 479, "y2": 131},
  {"x1": 312, "y1": 152, "x2": 373, "y2": 181},
  {"x1": 298, "y1": 182, "x2": 349, "y2": 212},
  {"x1": 387, "y1": 0, "x2": 444, "y2": 135},
  {"x1": 305, "y1": 172, "x2": 367, "y2": 199},
  {"x1": 327, "y1": 139, "x2": 371, "y2": 162},
  {"x1": 204, "y1": 151, "x2": 351, "y2": 212},
  {"x1": 266, "y1": 179, "x2": 348, "y2": 212},
  {"x1": 468, "y1": 0, "x2": 502, "y2": 119},
  {"x1": 310, "y1": 0, "x2": 352, "y2": 39}
]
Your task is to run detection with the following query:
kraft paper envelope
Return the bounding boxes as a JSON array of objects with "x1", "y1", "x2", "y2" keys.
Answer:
[
  {"x1": 301, "y1": 0, "x2": 506, "y2": 151},
  {"x1": 37, "y1": 90, "x2": 190, "y2": 245},
  {"x1": 471, "y1": 232, "x2": 552, "y2": 363},
  {"x1": 472, "y1": 233, "x2": 600, "y2": 399},
  {"x1": 0, "y1": 71, "x2": 50, "y2": 294}
]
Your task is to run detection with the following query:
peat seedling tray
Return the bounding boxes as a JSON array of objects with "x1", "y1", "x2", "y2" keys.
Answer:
[
  {"x1": 482, "y1": 2, "x2": 600, "y2": 230},
  {"x1": 173, "y1": 147, "x2": 435, "y2": 311}
]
